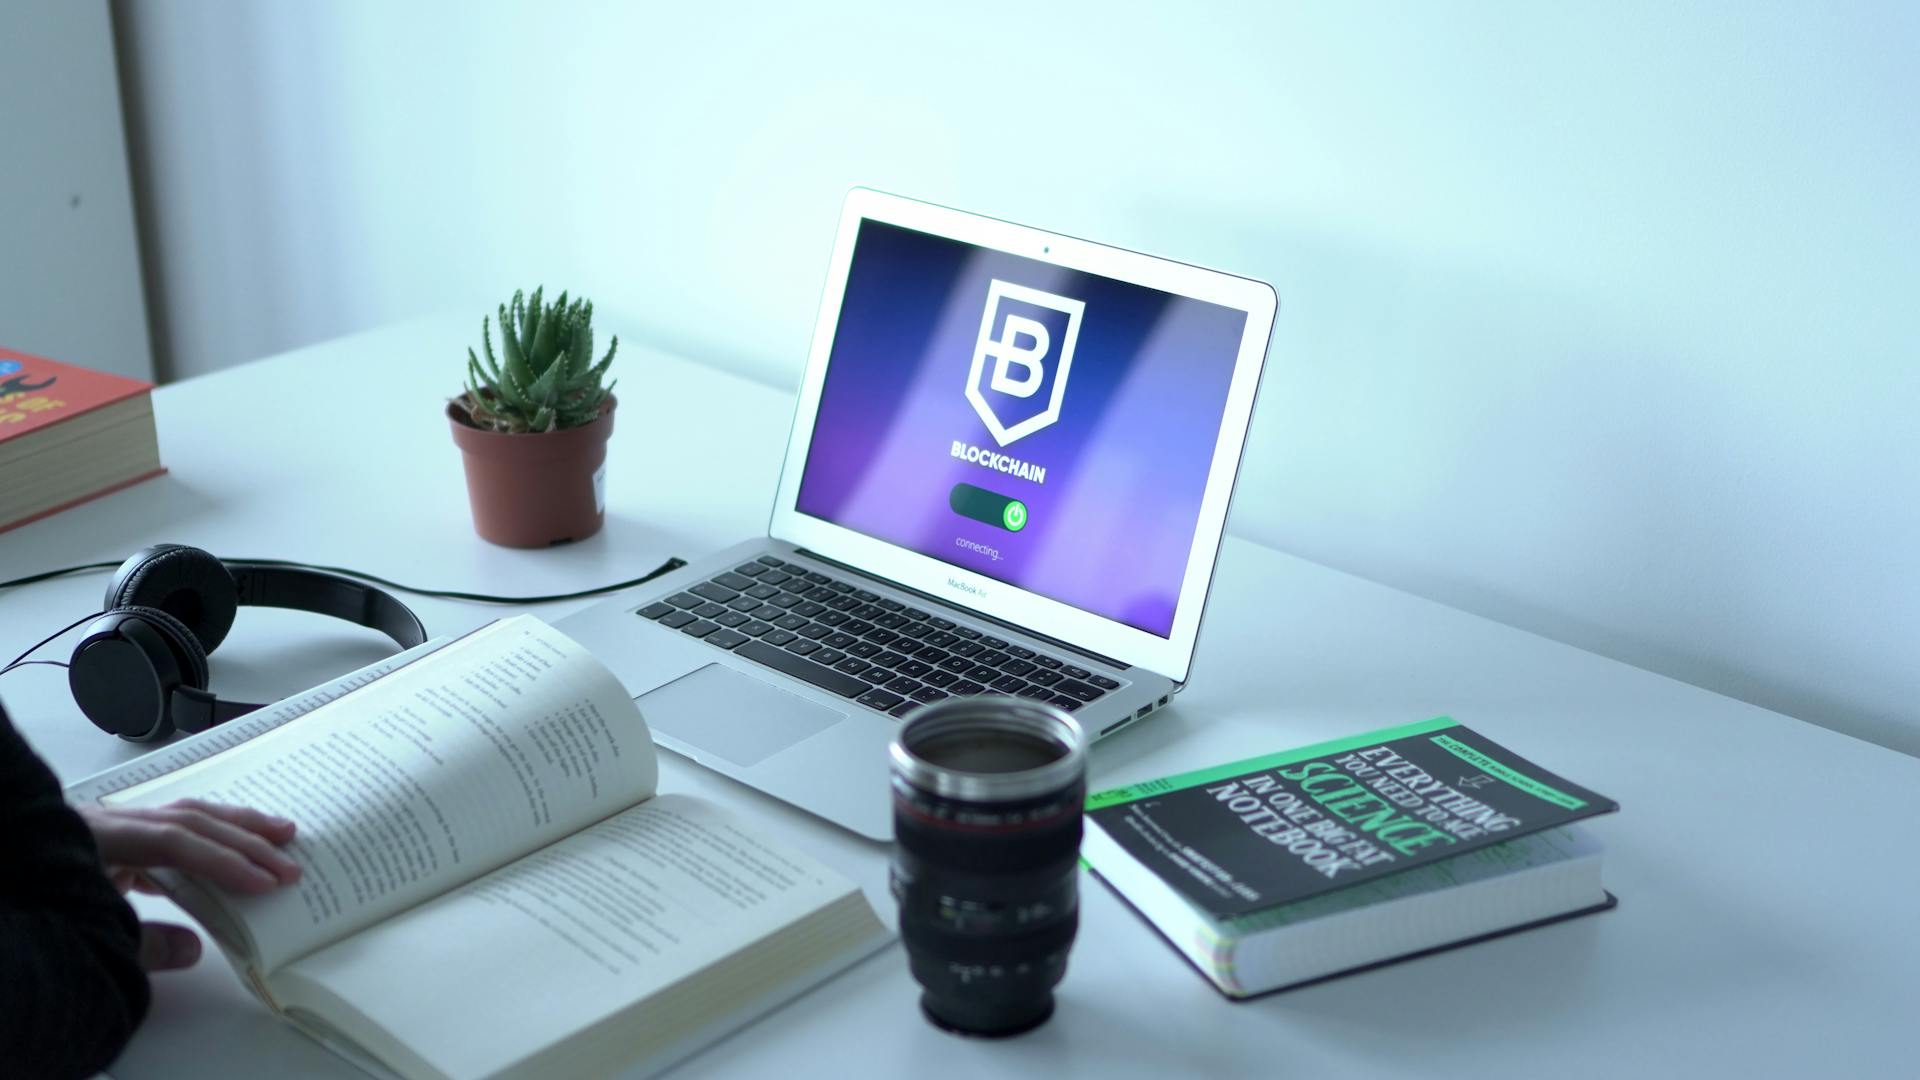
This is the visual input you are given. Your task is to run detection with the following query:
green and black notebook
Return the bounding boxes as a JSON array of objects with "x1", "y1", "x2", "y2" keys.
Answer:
[{"x1": 1081, "y1": 716, "x2": 1618, "y2": 998}]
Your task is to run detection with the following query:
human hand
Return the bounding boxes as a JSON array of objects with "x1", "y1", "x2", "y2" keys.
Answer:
[{"x1": 76, "y1": 799, "x2": 302, "y2": 971}]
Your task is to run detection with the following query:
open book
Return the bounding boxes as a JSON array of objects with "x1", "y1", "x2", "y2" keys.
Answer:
[{"x1": 94, "y1": 615, "x2": 890, "y2": 1080}]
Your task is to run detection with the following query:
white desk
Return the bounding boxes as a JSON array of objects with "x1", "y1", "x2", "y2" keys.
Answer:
[{"x1": 4, "y1": 314, "x2": 1916, "y2": 1077}]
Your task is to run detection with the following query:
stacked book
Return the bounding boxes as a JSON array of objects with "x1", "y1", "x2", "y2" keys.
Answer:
[
  {"x1": 1, "y1": 345, "x2": 163, "y2": 533},
  {"x1": 1082, "y1": 716, "x2": 1618, "y2": 997}
]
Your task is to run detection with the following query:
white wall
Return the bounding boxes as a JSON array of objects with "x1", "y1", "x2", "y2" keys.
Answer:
[
  {"x1": 116, "y1": 1, "x2": 1919, "y2": 754},
  {"x1": 0, "y1": 0, "x2": 151, "y2": 380}
]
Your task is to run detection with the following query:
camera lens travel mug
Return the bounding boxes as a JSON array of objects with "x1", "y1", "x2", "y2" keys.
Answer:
[{"x1": 889, "y1": 698, "x2": 1087, "y2": 1037}]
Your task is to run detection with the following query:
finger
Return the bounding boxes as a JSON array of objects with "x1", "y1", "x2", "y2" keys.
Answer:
[
  {"x1": 158, "y1": 807, "x2": 303, "y2": 884},
  {"x1": 121, "y1": 820, "x2": 281, "y2": 893},
  {"x1": 79, "y1": 805, "x2": 189, "y2": 867},
  {"x1": 130, "y1": 872, "x2": 167, "y2": 895},
  {"x1": 174, "y1": 799, "x2": 297, "y2": 844},
  {"x1": 139, "y1": 922, "x2": 203, "y2": 971},
  {"x1": 76, "y1": 805, "x2": 142, "y2": 867}
]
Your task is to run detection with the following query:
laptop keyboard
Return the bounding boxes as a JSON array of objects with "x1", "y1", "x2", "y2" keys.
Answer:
[{"x1": 635, "y1": 555, "x2": 1123, "y2": 719}]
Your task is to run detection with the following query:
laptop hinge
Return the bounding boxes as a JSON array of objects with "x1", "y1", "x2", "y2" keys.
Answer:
[{"x1": 794, "y1": 548, "x2": 1133, "y2": 671}]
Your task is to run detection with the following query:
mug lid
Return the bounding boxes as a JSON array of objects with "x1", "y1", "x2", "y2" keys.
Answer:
[{"x1": 890, "y1": 698, "x2": 1086, "y2": 803}]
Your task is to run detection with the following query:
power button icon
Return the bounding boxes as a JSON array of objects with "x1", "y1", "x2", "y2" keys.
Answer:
[{"x1": 1002, "y1": 500, "x2": 1028, "y2": 532}]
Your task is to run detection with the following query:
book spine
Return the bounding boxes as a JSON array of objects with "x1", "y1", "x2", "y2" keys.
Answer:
[{"x1": 1191, "y1": 924, "x2": 1245, "y2": 997}]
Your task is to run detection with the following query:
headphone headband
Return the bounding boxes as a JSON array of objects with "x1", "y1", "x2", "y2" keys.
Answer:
[
  {"x1": 169, "y1": 683, "x2": 261, "y2": 736},
  {"x1": 229, "y1": 563, "x2": 427, "y2": 651}
]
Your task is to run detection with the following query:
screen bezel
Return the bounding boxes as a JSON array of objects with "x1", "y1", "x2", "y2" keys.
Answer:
[{"x1": 768, "y1": 189, "x2": 1277, "y2": 683}]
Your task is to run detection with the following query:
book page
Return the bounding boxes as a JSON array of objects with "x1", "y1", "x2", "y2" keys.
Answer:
[
  {"x1": 271, "y1": 795, "x2": 866, "y2": 1080},
  {"x1": 103, "y1": 616, "x2": 657, "y2": 971}
]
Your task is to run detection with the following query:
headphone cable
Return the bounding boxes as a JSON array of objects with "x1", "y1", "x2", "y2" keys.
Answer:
[
  {"x1": 1, "y1": 610, "x2": 112, "y2": 677},
  {"x1": 0, "y1": 561, "x2": 120, "y2": 588},
  {"x1": 0, "y1": 556, "x2": 688, "y2": 605}
]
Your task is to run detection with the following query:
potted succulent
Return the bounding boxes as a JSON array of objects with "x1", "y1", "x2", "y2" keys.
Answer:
[{"x1": 449, "y1": 287, "x2": 619, "y2": 547}]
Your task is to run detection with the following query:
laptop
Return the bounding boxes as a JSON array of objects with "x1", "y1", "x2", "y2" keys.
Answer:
[{"x1": 558, "y1": 189, "x2": 1277, "y2": 839}]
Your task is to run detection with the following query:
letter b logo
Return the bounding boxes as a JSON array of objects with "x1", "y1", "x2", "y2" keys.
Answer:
[
  {"x1": 967, "y1": 280, "x2": 1084, "y2": 446},
  {"x1": 987, "y1": 315, "x2": 1048, "y2": 398}
]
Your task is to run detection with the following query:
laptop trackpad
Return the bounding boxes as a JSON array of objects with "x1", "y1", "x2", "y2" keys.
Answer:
[{"x1": 639, "y1": 663, "x2": 845, "y2": 768}]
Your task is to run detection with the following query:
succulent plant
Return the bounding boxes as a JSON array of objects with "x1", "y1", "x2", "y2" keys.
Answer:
[{"x1": 457, "y1": 287, "x2": 617, "y2": 433}]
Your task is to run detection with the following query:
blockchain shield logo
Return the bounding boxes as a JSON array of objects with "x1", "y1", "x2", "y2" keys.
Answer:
[{"x1": 966, "y1": 279, "x2": 1084, "y2": 447}]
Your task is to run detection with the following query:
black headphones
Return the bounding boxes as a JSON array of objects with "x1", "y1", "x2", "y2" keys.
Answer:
[{"x1": 69, "y1": 544, "x2": 427, "y2": 742}]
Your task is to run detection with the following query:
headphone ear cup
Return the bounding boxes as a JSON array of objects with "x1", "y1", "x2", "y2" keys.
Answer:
[
  {"x1": 126, "y1": 605, "x2": 211, "y2": 690},
  {"x1": 69, "y1": 608, "x2": 206, "y2": 742},
  {"x1": 106, "y1": 545, "x2": 240, "y2": 654}
]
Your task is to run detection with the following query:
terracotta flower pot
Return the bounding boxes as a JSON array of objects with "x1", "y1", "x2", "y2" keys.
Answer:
[{"x1": 447, "y1": 396, "x2": 615, "y2": 547}]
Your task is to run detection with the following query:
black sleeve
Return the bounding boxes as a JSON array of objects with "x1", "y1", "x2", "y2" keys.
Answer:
[{"x1": 0, "y1": 698, "x2": 150, "y2": 1079}]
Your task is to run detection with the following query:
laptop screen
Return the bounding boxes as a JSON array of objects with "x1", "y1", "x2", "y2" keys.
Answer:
[{"x1": 794, "y1": 219, "x2": 1249, "y2": 638}]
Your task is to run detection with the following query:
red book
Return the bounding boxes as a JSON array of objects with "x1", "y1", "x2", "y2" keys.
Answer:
[{"x1": 0, "y1": 345, "x2": 165, "y2": 534}]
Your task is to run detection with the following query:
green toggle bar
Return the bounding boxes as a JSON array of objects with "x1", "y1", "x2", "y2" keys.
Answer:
[{"x1": 950, "y1": 482, "x2": 1029, "y2": 532}]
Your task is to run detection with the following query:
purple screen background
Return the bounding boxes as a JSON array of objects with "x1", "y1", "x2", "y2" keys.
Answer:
[{"x1": 794, "y1": 221, "x2": 1246, "y2": 637}]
